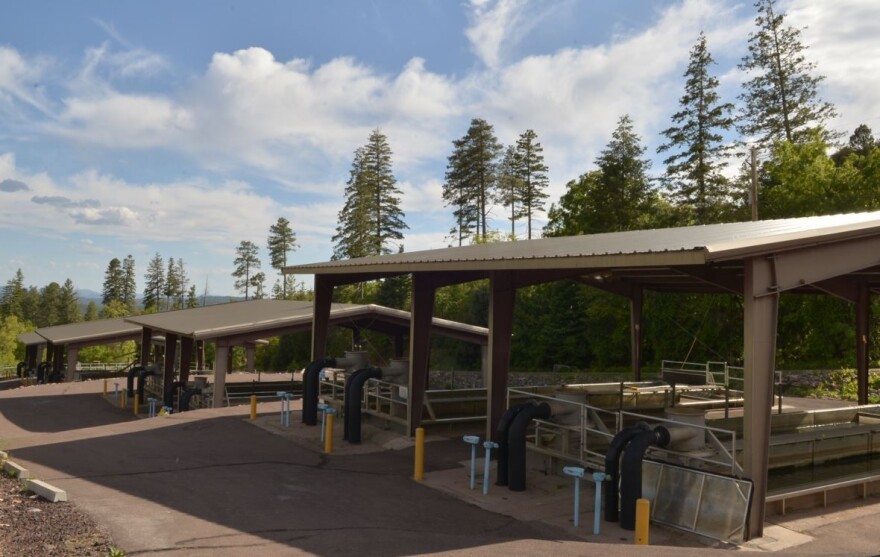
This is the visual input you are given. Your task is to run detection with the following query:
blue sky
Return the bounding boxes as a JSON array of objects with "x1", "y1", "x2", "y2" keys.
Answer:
[{"x1": 1, "y1": 0, "x2": 879, "y2": 297}]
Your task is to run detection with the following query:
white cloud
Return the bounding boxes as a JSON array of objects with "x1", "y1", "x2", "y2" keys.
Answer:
[
  {"x1": 0, "y1": 46, "x2": 51, "y2": 115},
  {"x1": 465, "y1": 0, "x2": 529, "y2": 69}
]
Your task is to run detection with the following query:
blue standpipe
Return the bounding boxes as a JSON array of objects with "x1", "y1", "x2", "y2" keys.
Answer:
[
  {"x1": 563, "y1": 466, "x2": 585, "y2": 527},
  {"x1": 482, "y1": 441, "x2": 499, "y2": 495},
  {"x1": 592, "y1": 471, "x2": 606, "y2": 535},
  {"x1": 318, "y1": 403, "x2": 330, "y2": 442},
  {"x1": 277, "y1": 391, "x2": 293, "y2": 427},
  {"x1": 463, "y1": 435, "x2": 480, "y2": 490}
]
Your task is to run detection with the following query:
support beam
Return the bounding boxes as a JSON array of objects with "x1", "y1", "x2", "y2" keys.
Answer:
[
  {"x1": 52, "y1": 344, "x2": 64, "y2": 376},
  {"x1": 487, "y1": 272, "x2": 516, "y2": 442},
  {"x1": 393, "y1": 335, "x2": 405, "y2": 358},
  {"x1": 245, "y1": 342, "x2": 256, "y2": 372},
  {"x1": 213, "y1": 341, "x2": 228, "y2": 408},
  {"x1": 164, "y1": 333, "x2": 178, "y2": 388},
  {"x1": 140, "y1": 327, "x2": 153, "y2": 367},
  {"x1": 196, "y1": 340, "x2": 205, "y2": 370},
  {"x1": 408, "y1": 274, "x2": 436, "y2": 436},
  {"x1": 856, "y1": 282, "x2": 870, "y2": 405},
  {"x1": 179, "y1": 336, "x2": 194, "y2": 387},
  {"x1": 65, "y1": 345, "x2": 78, "y2": 382},
  {"x1": 743, "y1": 256, "x2": 779, "y2": 540},
  {"x1": 311, "y1": 276, "x2": 333, "y2": 360},
  {"x1": 629, "y1": 286, "x2": 643, "y2": 381},
  {"x1": 26, "y1": 345, "x2": 37, "y2": 371}
]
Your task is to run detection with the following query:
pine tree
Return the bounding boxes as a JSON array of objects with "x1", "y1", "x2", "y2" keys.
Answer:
[
  {"x1": 59, "y1": 279, "x2": 80, "y2": 324},
  {"x1": 0, "y1": 269, "x2": 25, "y2": 319},
  {"x1": 267, "y1": 217, "x2": 298, "y2": 297},
  {"x1": 332, "y1": 129, "x2": 407, "y2": 259},
  {"x1": 102, "y1": 258, "x2": 124, "y2": 305},
  {"x1": 511, "y1": 129, "x2": 549, "y2": 239},
  {"x1": 176, "y1": 258, "x2": 188, "y2": 309},
  {"x1": 497, "y1": 145, "x2": 522, "y2": 238},
  {"x1": 37, "y1": 282, "x2": 62, "y2": 327},
  {"x1": 658, "y1": 32, "x2": 735, "y2": 224},
  {"x1": 164, "y1": 258, "x2": 179, "y2": 310},
  {"x1": 122, "y1": 255, "x2": 137, "y2": 310},
  {"x1": 232, "y1": 241, "x2": 261, "y2": 300},
  {"x1": 186, "y1": 284, "x2": 199, "y2": 308},
  {"x1": 738, "y1": 0, "x2": 836, "y2": 147},
  {"x1": 442, "y1": 118, "x2": 502, "y2": 244},
  {"x1": 84, "y1": 301, "x2": 99, "y2": 321},
  {"x1": 251, "y1": 272, "x2": 266, "y2": 300},
  {"x1": 143, "y1": 252, "x2": 165, "y2": 312}
]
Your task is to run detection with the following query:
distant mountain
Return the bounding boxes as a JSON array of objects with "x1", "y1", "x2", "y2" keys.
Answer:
[{"x1": 75, "y1": 289, "x2": 243, "y2": 313}]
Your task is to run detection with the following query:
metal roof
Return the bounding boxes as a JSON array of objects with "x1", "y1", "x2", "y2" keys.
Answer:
[
  {"x1": 16, "y1": 331, "x2": 46, "y2": 346},
  {"x1": 285, "y1": 212, "x2": 880, "y2": 274},
  {"x1": 124, "y1": 299, "x2": 488, "y2": 344},
  {"x1": 31, "y1": 318, "x2": 142, "y2": 347}
]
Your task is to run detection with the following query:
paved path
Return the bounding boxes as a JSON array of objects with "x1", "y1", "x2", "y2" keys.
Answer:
[{"x1": 1, "y1": 380, "x2": 879, "y2": 556}]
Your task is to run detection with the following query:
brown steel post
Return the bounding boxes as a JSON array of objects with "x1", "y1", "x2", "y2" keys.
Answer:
[
  {"x1": 140, "y1": 327, "x2": 153, "y2": 366},
  {"x1": 394, "y1": 335, "x2": 405, "y2": 358},
  {"x1": 743, "y1": 256, "x2": 779, "y2": 540},
  {"x1": 408, "y1": 274, "x2": 435, "y2": 436},
  {"x1": 179, "y1": 336, "x2": 194, "y2": 387},
  {"x1": 196, "y1": 340, "x2": 205, "y2": 370},
  {"x1": 53, "y1": 344, "x2": 64, "y2": 375},
  {"x1": 311, "y1": 276, "x2": 333, "y2": 361},
  {"x1": 856, "y1": 282, "x2": 870, "y2": 406},
  {"x1": 164, "y1": 333, "x2": 178, "y2": 387},
  {"x1": 487, "y1": 272, "x2": 515, "y2": 442},
  {"x1": 630, "y1": 286, "x2": 643, "y2": 382}
]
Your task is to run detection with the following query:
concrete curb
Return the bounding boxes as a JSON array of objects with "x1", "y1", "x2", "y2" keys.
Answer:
[
  {"x1": 2, "y1": 458, "x2": 29, "y2": 479},
  {"x1": 26, "y1": 479, "x2": 68, "y2": 502}
]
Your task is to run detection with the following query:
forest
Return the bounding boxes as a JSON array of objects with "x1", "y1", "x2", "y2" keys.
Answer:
[{"x1": 3, "y1": 0, "x2": 880, "y2": 378}]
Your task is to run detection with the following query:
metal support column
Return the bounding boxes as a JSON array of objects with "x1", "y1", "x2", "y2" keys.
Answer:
[
  {"x1": 311, "y1": 276, "x2": 333, "y2": 361},
  {"x1": 66, "y1": 345, "x2": 78, "y2": 382},
  {"x1": 213, "y1": 340, "x2": 229, "y2": 408},
  {"x1": 164, "y1": 333, "x2": 178, "y2": 388},
  {"x1": 179, "y1": 336, "x2": 194, "y2": 387},
  {"x1": 630, "y1": 286, "x2": 643, "y2": 382},
  {"x1": 140, "y1": 327, "x2": 153, "y2": 367},
  {"x1": 856, "y1": 281, "x2": 870, "y2": 406},
  {"x1": 408, "y1": 274, "x2": 435, "y2": 436},
  {"x1": 487, "y1": 271, "x2": 515, "y2": 442}
]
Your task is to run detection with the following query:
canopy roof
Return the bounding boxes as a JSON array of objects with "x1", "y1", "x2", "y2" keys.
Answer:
[
  {"x1": 16, "y1": 331, "x2": 46, "y2": 346},
  {"x1": 124, "y1": 299, "x2": 487, "y2": 345},
  {"x1": 285, "y1": 212, "x2": 880, "y2": 295},
  {"x1": 27, "y1": 318, "x2": 142, "y2": 348}
]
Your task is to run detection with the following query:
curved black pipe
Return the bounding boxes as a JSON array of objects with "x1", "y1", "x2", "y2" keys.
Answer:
[
  {"x1": 495, "y1": 404, "x2": 529, "y2": 486},
  {"x1": 619, "y1": 426, "x2": 671, "y2": 530},
  {"x1": 179, "y1": 387, "x2": 202, "y2": 412},
  {"x1": 604, "y1": 422, "x2": 652, "y2": 523},
  {"x1": 127, "y1": 366, "x2": 143, "y2": 398},
  {"x1": 36, "y1": 362, "x2": 51, "y2": 384},
  {"x1": 136, "y1": 368, "x2": 156, "y2": 400},
  {"x1": 16, "y1": 362, "x2": 26, "y2": 378},
  {"x1": 164, "y1": 380, "x2": 184, "y2": 409},
  {"x1": 508, "y1": 401, "x2": 551, "y2": 492},
  {"x1": 302, "y1": 357, "x2": 337, "y2": 426},
  {"x1": 345, "y1": 367, "x2": 383, "y2": 444}
]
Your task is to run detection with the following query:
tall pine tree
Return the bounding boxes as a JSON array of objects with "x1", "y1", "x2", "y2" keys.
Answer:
[
  {"x1": 512, "y1": 129, "x2": 549, "y2": 239},
  {"x1": 738, "y1": 0, "x2": 836, "y2": 147},
  {"x1": 658, "y1": 32, "x2": 735, "y2": 224},
  {"x1": 442, "y1": 118, "x2": 502, "y2": 244},
  {"x1": 122, "y1": 255, "x2": 137, "y2": 310},
  {"x1": 143, "y1": 252, "x2": 165, "y2": 312},
  {"x1": 267, "y1": 217, "x2": 298, "y2": 297},
  {"x1": 332, "y1": 129, "x2": 407, "y2": 259},
  {"x1": 102, "y1": 258, "x2": 124, "y2": 305},
  {"x1": 232, "y1": 241, "x2": 261, "y2": 300}
]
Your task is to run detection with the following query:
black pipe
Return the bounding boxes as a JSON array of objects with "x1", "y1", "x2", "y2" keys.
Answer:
[
  {"x1": 508, "y1": 401, "x2": 551, "y2": 492},
  {"x1": 604, "y1": 422, "x2": 652, "y2": 522},
  {"x1": 136, "y1": 368, "x2": 156, "y2": 400},
  {"x1": 36, "y1": 362, "x2": 51, "y2": 384},
  {"x1": 619, "y1": 426, "x2": 671, "y2": 530},
  {"x1": 345, "y1": 367, "x2": 383, "y2": 444},
  {"x1": 164, "y1": 380, "x2": 183, "y2": 409},
  {"x1": 127, "y1": 366, "x2": 143, "y2": 398},
  {"x1": 495, "y1": 404, "x2": 529, "y2": 486},
  {"x1": 302, "y1": 357, "x2": 337, "y2": 425},
  {"x1": 179, "y1": 387, "x2": 202, "y2": 412},
  {"x1": 16, "y1": 362, "x2": 25, "y2": 378}
]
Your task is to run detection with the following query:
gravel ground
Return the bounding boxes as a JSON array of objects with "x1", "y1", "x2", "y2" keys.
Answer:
[{"x1": 0, "y1": 472, "x2": 118, "y2": 557}]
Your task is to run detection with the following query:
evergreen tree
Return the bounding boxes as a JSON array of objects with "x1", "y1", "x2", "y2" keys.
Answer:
[
  {"x1": 251, "y1": 272, "x2": 266, "y2": 300},
  {"x1": 59, "y1": 278, "x2": 80, "y2": 324},
  {"x1": 102, "y1": 258, "x2": 124, "y2": 305},
  {"x1": 186, "y1": 284, "x2": 199, "y2": 308},
  {"x1": 84, "y1": 301, "x2": 99, "y2": 321},
  {"x1": 122, "y1": 255, "x2": 137, "y2": 310},
  {"x1": 267, "y1": 217, "x2": 298, "y2": 297},
  {"x1": 511, "y1": 129, "x2": 549, "y2": 239},
  {"x1": 176, "y1": 258, "x2": 188, "y2": 309},
  {"x1": 332, "y1": 130, "x2": 407, "y2": 259},
  {"x1": 442, "y1": 118, "x2": 503, "y2": 244},
  {"x1": 546, "y1": 115, "x2": 656, "y2": 236},
  {"x1": 37, "y1": 281, "x2": 62, "y2": 327},
  {"x1": 832, "y1": 124, "x2": 879, "y2": 166},
  {"x1": 0, "y1": 269, "x2": 25, "y2": 319},
  {"x1": 497, "y1": 145, "x2": 522, "y2": 238},
  {"x1": 164, "y1": 258, "x2": 180, "y2": 310},
  {"x1": 658, "y1": 33, "x2": 735, "y2": 224},
  {"x1": 232, "y1": 241, "x2": 261, "y2": 300},
  {"x1": 143, "y1": 252, "x2": 165, "y2": 312},
  {"x1": 738, "y1": 0, "x2": 836, "y2": 147}
]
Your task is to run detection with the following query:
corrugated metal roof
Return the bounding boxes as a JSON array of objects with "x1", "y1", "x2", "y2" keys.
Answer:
[
  {"x1": 33, "y1": 318, "x2": 141, "y2": 345},
  {"x1": 285, "y1": 212, "x2": 880, "y2": 275},
  {"x1": 124, "y1": 299, "x2": 488, "y2": 342},
  {"x1": 16, "y1": 331, "x2": 46, "y2": 346}
]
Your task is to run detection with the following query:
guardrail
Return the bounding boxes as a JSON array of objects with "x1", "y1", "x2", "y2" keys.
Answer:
[{"x1": 0, "y1": 366, "x2": 15, "y2": 379}]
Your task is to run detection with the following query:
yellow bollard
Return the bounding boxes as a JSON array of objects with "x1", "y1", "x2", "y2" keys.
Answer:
[
  {"x1": 635, "y1": 498, "x2": 650, "y2": 545},
  {"x1": 121, "y1": 389, "x2": 127, "y2": 409},
  {"x1": 250, "y1": 394, "x2": 257, "y2": 420},
  {"x1": 133, "y1": 394, "x2": 140, "y2": 416},
  {"x1": 414, "y1": 427, "x2": 425, "y2": 481},
  {"x1": 103, "y1": 379, "x2": 108, "y2": 397},
  {"x1": 324, "y1": 413, "x2": 334, "y2": 454}
]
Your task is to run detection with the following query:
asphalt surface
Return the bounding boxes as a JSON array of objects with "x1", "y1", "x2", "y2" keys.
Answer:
[{"x1": 1, "y1": 380, "x2": 879, "y2": 556}]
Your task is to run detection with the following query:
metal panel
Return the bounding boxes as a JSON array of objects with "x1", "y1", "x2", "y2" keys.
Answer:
[{"x1": 643, "y1": 460, "x2": 752, "y2": 543}]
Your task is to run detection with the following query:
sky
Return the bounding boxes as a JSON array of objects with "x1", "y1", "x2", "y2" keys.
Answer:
[{"x1": 1, "y1": 0, "x2": 879, "y2": 297}]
